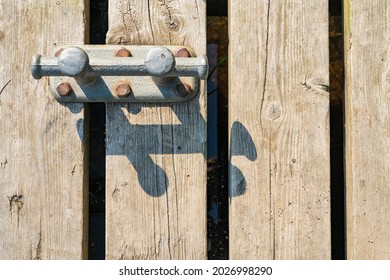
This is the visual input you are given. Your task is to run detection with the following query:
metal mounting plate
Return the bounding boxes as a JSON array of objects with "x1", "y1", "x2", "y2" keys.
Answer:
[{"x1": 48, "y1": 45, "x2": 203, "y2": 103}]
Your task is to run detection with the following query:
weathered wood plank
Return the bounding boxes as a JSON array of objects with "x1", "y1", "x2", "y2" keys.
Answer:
[
  {"x1": 345, "y1": 0, "x2": 390, "y2": 259},
  {"x1": 0, "y1": 0, "x2": 88, "y2": 259},
  {"x1": 229, "y1": 1, "x2": 331, "y2": 259},
  {"x1": 105, "y1": 0, "x2": 207, "y2": 259}
]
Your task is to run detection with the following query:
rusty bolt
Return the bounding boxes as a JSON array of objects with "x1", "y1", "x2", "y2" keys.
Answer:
[
  {"x1": 175, "y1": 83, "x2": 192, "y2": 97},
  {"x1": 54, "y1": 48, "x2": 64, "y2": 57},
  {"x1": 115, "y1": 47, "x2": 132, "y2": 57},
  {"x1": 56, "y1": 82, "x2": 72, "y2": 96},
  {"x1": 175, "y1": 47, "x2": 191, "y2": 58},
  {"x1": 115, "y1": 81, "x2": 131, "y2": 97}
]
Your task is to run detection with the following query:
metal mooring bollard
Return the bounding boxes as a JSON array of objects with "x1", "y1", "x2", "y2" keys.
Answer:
[{"x1": 31, "y1": 45, "x2": 208, "y2": 103}]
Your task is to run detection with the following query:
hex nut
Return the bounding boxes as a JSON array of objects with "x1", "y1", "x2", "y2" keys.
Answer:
[
  {"x1": 115, "y1": 82, "x2": 131, "y2": 97},
  {"x1": 56, "y1": 82, "x2": 72, "y2": 96},
  {"x1": 115, "y1": 47, "x2": 132, "y2": 57},
  {"x1": 175, "y1": 83, "x2": 192, "y2": 97},
  {"x1": 175, "y1": 48, "x2": 191, "y2": 58}
]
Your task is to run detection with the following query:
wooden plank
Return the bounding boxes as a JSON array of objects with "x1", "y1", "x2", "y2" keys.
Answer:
[
  {"x1": 345, "y1": 0, "x2": 390, "y2": 259},
  {"x1": 229, "y1": 1, "x2": 330, "y2": 259},
  {"x1": 105, "y1": 1, "x2": 207, "y2": 259},
  {"x1": 0, "y1": 0, "x2": 88, "y2": 259}
]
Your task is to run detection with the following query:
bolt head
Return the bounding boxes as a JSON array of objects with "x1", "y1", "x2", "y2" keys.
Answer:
[
  {"x1": 56, "y1": 82, "x2": 72, "y2": 96},
  {"x1": 115, "y1": 47, "x2": 132, "y2": 57},
  {"x1": 115, "y1": 82, "x2": 131, "y2": 97},
  {"x1": 58, "y1": 47, "x2": 89, "y2": 77},
  {"x1": 145, "y1": 47, "x2": 175, "y2": 76},
  {"x1": 175, "y1": 48, "x2": 191, "y2": 58},
  {"x1": 175, "y1": 83, "x2": 192, "y2": 97}
]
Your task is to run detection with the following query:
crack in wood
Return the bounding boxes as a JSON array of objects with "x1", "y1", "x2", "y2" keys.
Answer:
[
  {"x1": 300, "y1": 76, "x2": 330, "y2": 96},
  {"x1": 34, "y1": 230, "x2": 43, "y2": 260},
  {"x1": 0, "y1": 79, "x2": 11, "y2": 95},
  {"x1": 8, "y1": 194, "x2": 23, "y2": 212},
  {"x1": 147, "y1": 0, "x2": 155, "y2": 43},
  {"x1": 0, "y1": 158, "x2": 7, "y2": 168},
  {"x1": 259, "y1": 0, "x2": 271, "y2": 133},
  {"x1": 8, "y1": 194, "x2": 24, "y2": 229}
]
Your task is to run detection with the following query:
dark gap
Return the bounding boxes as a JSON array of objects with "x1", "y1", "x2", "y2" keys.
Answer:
[
  {"x1": 329, "y1": 0, "x2": 346, "y2": 260},
  {"x1": 88, "y1": 0, "x2": 108, "y2": 260},
  {"x1": 207, "y1": 0, "x2": 227, "y2": 17},
  {"x1": 207, "y1": 14, "x2": 229, "y2": 259}
]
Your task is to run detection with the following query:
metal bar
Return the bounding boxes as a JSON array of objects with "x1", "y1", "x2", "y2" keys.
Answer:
[
  {"x1": 30, "y1": 45, "x2": 207, "y2": 103},
  {"x1": 31, "y1": 46, "x2": 208, "y2": 80}
]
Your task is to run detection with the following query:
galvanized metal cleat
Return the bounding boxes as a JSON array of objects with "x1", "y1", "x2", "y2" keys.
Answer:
[{"x1": 31, "y1": 45, "x2": 208, "y2": 103}]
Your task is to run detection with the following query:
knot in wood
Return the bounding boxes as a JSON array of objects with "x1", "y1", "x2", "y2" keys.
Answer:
[{"x1": 267, "y1": 102, "x2": 282, "y2": 120}]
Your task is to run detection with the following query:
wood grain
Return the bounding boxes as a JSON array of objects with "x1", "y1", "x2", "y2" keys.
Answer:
[
  {"x1": 229, "y1": 1, "x2": 331, "y2": 259},
  {"x1": 105, "y1": 0, "x2": 207, "y2": 259},
  {"x1": 0, "y1": 0, "x2": 88, "y2": 259},
  {"x1": 345, "y1": 0, "x2": 390, "y2": 259}
]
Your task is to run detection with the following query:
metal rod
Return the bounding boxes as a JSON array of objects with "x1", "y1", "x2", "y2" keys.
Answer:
[{"x1": 31, "y1": 46, "x2": 208, "y2": 81}]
